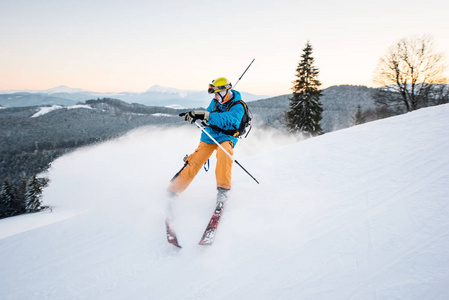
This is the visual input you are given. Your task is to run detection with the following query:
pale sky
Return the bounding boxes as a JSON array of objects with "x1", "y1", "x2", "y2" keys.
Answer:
[{"x1": 1, "y1": 0, "x2": 448, "y2": 96}]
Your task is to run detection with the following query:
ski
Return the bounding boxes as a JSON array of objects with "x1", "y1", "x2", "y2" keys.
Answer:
[
  {"x1": 165, "y1": 194, "x2": 182, "y2": 248},
  {"x1": 165, "y1": 219, "x2": 182, "y2": 248},
  {"x1": 199, "y1": 202, "x2": 226, "y2": 246}
]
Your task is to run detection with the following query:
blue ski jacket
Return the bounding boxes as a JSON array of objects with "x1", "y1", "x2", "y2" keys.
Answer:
[{"x1": 200, "y1": 89, "x2": 244, "y2": 147}]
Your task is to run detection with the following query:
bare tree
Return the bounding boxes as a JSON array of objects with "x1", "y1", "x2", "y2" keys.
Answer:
[{"x1": 373, "y1": 36, "x2": 448, "y2": 113}]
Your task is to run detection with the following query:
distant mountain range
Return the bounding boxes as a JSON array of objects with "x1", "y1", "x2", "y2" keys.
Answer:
[
  {"x1": 0, "y1": 85, "x2": 269, "y2": 109},
  {"x1": 0, "y1": 84, "x2": 381, "y2": 133}
]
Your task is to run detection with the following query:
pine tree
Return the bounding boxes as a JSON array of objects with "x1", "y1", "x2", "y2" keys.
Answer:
[
  {"x1": 286, "y1": 41, "x2": 323, "y2": 136},
  {"x1": 12, "y1": 179, "x2": 27, "y2": 215},
  {"x1": 351, "y1": 105, "x2": 366, "y2": 126},
  {"x1": 0, "y1": 178, "x2": 15, "y2": 218},
  {"x1": 25, "y1": 175, "x2": 43, "y2": 213}
]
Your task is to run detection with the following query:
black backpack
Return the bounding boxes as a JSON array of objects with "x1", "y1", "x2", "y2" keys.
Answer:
[{"x1": 209, "y1": 100, "x2": 252, "y2": 138}]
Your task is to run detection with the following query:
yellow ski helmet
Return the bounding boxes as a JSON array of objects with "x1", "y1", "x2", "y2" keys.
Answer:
[{"x1": 208, "y1": 77, "x2": 232, "y2": 94}]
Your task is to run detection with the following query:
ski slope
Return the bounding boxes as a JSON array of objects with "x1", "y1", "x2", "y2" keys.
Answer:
[{"x1": 1, "y1": 104, "x2": 449, "y2": 300}]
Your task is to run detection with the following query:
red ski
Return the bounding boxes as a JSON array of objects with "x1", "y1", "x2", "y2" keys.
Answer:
[
  {"x1": 199, "y1": 202, "x2": 226, "y2": 245},
  {"x1": 165, "y1": 219, "x2": 181, "y2": 248}
]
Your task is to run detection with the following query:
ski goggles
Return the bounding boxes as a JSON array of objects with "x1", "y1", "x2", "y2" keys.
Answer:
[{"x1": 208, "y1": 83, "x2": 232, "y2": 94}]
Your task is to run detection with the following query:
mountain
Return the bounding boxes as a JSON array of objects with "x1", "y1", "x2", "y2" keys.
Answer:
[
  {"x1": 1, "y1": 104, "x2": 448, "y2": 299},
  {"x1": 0, "y1": 85, "x2": 268, "y2": 109},
  {"x1": 44, "y1": 85, "x2": 91, "y2": 94},
  {"x1": 0, "y1": 98, "x2": 186, "y2": 185},
  {"x1": 249, "y1": 85, "x2": 378, "y2": 132}
]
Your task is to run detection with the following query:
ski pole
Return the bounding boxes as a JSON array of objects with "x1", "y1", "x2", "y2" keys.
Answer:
[
  {"x1": 195, "y1": 120, "x2": 259, "y2": 184},
  {"x1": 233, "y1": 58, "x2": 255, "y2": 89}
]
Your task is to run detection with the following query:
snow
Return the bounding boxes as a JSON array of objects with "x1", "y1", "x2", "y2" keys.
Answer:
[
  {"x1": 151, "y1": 113, "x2": 176, "y2": 117},
  {"x1": 165, "y1": 104, "x2": 185, "y2": 109},
  {"x1": 31, "y1": 104, "x2": 92, "y2": 117},
  {"x1": 31, "y1": 105, "x2": 62, "y2": 117},
  {"x1": 1, "y1": 104, "x2": 449, "y2": 300}
]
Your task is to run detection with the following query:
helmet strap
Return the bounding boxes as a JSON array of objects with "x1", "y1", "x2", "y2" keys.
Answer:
[{"x1": 217, "y1": 90, "x2": 233, "y2": 104}]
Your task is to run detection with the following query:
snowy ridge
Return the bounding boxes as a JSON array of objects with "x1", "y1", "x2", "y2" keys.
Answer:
[
  {"x1": 31, "y1": 104, "x2": 92, "y2": 118},
  {"x1": 1, "y1": 104, "x2": 449, "y2": 299}
]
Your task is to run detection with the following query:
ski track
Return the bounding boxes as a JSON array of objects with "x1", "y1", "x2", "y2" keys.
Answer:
[{"x1": 1, "y1": 105, "x2": 449, "y2": 299}]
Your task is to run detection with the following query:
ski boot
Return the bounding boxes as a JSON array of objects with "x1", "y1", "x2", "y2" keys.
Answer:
[{"x1": 215, "y1": 187, "x2": 229, "y2": 213}]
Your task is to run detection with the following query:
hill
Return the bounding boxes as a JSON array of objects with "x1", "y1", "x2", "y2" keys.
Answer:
[
  {"x1": 0, "y1": 98, "x2": 185, "y2": 186},
  {"x1": 1, "y1": 104, "x2": 448, "y2": 300},
  {"x1": 249, "y1": 85, "x2": 378, "y2": 132}
]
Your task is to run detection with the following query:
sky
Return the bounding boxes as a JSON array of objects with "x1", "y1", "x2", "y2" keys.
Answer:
[{"x1": 1, "y1": 0, "x2": 448, "y2": 97}]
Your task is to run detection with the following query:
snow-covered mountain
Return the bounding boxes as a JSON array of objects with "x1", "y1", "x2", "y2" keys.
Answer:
[
  {"x1": 1, "y1": 104, "x2": 448, "y2": 300},
  {"x1": 44, "y1": 85, "x2": 92, "y2": 94},
  {"x1": 0, "y1": 85, "x2": 268, "y2": 108}
]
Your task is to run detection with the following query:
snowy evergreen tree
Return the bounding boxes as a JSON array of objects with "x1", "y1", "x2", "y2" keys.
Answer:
[
  {"x1": 25, "y1": 175, "x2": 43, "y2": 213},
  {"x1": 12, "y1": 179, "x2": 27, "y2": 215},
  {"x1": 0, "y1": 178, "x2": 15, "y2": 218},
  {"x1": 351, "y1": 105, "x2": 366, "y2": 126},
  {"x1": 286, "y1": 41, "x2": 323, "y2": 136}
]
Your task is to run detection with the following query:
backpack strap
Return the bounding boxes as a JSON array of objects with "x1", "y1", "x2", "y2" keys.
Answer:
[{"x1": 208, "y1": 100, "x2": 246, "y2": 137}]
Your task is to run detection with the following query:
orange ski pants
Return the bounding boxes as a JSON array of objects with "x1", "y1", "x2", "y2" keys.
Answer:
[{"x1": 168, "y1": 141, "x2": 234, "y2": 194}]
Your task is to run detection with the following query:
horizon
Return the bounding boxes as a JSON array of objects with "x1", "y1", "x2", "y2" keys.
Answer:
[
  {"x1": 1, "y1": 0, "x2": 448, "y2": 96},
  {"x1": 0, "y1": 83, "x2": 379, "y2": 98}
]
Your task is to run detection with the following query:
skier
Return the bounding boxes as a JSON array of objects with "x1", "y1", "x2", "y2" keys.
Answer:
[{"x1": 167, "y1": 77, "x2": 245, "y2": 205}]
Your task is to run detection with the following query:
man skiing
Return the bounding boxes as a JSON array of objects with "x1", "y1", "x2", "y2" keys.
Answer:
[{"x1": 167, "y1": 77, "x2": 245, "y2": 204}]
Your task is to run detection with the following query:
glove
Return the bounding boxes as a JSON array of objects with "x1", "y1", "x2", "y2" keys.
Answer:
[{"x1": 179, "y1": 111, "x2": 209, "y2": 124}]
